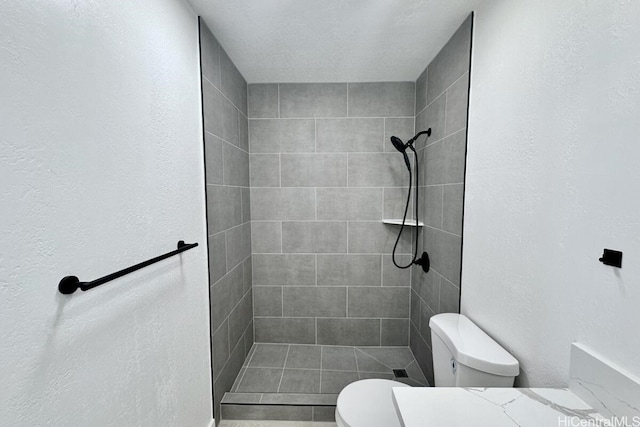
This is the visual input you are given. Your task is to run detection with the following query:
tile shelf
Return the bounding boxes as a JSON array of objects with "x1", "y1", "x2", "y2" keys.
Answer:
[{"x1": 382, "y1": 219, "x2": 424, "y2": 227}]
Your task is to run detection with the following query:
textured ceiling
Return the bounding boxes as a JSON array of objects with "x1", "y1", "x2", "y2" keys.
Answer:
[{"x1": 187, "y1": 0, "x2": 484, "y2": 83}]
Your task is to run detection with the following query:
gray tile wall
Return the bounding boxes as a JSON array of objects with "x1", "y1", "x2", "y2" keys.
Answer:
[
  {"x1": 248, "y1": 81, "x2": 416, "y2": 346},
  {"x1": 200, "y1": 19, "x2": 253, "y2": 423},
  {"x1": 410, "y1": 14, "x2": 472, "y2": 385}
]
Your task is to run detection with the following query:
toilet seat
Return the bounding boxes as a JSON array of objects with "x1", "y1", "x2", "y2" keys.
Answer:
[{"x1": 335, "y1": 379, "x2": 410, "y2": 427}]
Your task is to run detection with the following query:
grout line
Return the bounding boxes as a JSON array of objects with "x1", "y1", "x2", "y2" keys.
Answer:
[
  {"x1": 275, "y1": 345, "x2": 291, "y2": 393},
  {"x1": 252, "y1": 252, "x2": 414, "y2": 257},
  {"x1": 245, "y1": 342, "x2": 259, "y2": 366},
  {"x1": 216, "y1": 46, "x2": 221, "y2": 90},
  {"x1": 245, "y1": 184, "x2": 414, "y2": 189},
  {"x1": 202, "y1": 74, "x2": 246, "y2": 124},
  {"x1": 314, "y1": 254, "x2": 318, "y2": 288},
  {"x1": 353, "y1": 347, "x2": 360, "y2": 376},
  {"x1": 441, "y1": 185, "x2": 445, "y2": 229},
  {"x1": 245, "y1": 150, "x2": 408, "y2": 155},
  {"x1": 382, "y1": 117, "x2": 386, "y2": 153},
  {"x1": 248, "y1": 116, "x2": 415, "y2": 121},
  {"x1": 246, "y1": 219, "x2": 410, "y2": 223},
  {"x1": 250, "y1": 276, "x2": 256, "y2": 338},
  {"x1": 319, "y1": 345, "x2": 323, "y2": 392},
  {"x1": 221, "y1": 135, "x2": 226, "y2": 183},
  {"x1": 425, "y1": 182, "x2": 465, "y2": 187},
  {"x1": 423, "y1": 127, "x2": 466, "y2": 149},
  {"x1": 346, "y1": 153, "x2": 349, "y2": 187},
  {"x1": 404, "y1": 357, "x2": 415, "y2": 370},
  {"x1": 346, "y1": 221, "x2": 349, "y2": 256},
  {"x1": 236, "y1": 110, "x2": 242, "y2": 154},
  {"x1": 250, "y1": 219, "x2": 405, "y2": 223},
  {"x1": 414, "y1": 78, "x2": 418, "y2": 118},
  {"x1": 204, "y1": 130, "x2": 250, "y2": 155},
  {"x1": 224, "y1": 231, "x2": 229, "y2": 282},
  {"x1": 346, "y1": 83, "x2": 349, "y2": 117},
  {"x1": 444, "y1": 83, "x2": 449, "y2": 138},
  {"x1": 345, "y1": 285, "x2": 349, "y2": 317},
  {"x1": 247, "y1": 91, "x2": 252, "y2": 152},
  {"x1": 252, "y1": 342, "x2": 410, "y2": 350},
  {"x1": 230, "y1": 343, "x2": 253, "y2": 391},
  {"x1": 223, "y1": 222, "x2": 248, "y2": 232},
  {"x1": 421, "y1": 224, "x2": 462, "y2": 238},
  {"x1": 226, "y1": 321, "x2": 231, "y2": 372},
  {"x1": 414, "y1": 71, "x2": 469, "y2": 118},
  {"x1": 230, "y1": 366, "x2": 246, "y2": 393},
  {"x1": 357, "y1": 347, "x2": 394, "y2": 372}
]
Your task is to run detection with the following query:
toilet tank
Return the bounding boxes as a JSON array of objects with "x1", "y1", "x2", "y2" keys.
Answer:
[{"x1": 429, "y1": 313, "x2": 519, "y2": 387}]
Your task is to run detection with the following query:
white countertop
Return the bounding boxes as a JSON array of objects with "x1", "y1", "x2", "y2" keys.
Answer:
[{"x1": 392, "y1": 387, "x2": 606, "y2": 427}]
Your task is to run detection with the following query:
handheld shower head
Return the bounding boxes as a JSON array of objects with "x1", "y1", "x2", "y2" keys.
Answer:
[
  {"x1": 390, "y1": 136, "x2": 411, "y2": 170},
  {"x1": 390, "y1": 136, "x2": 405, "y2": 152},
  {"x1": 390, "y1": 129, "x2": 432, "y2": 274}
]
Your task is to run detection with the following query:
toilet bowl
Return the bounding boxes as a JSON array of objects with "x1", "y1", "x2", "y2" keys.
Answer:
[
  {"x1": 335, "y1": 379, "x2": 409, "y2": 427},
  {"x1": 334, "y1": 314, "x2": 519, "y2": 427}
]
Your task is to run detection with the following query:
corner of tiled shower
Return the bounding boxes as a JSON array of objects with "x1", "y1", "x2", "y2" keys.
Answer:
[{"x1": 200, "y1": 13, "x2": 472, "y2": 424}]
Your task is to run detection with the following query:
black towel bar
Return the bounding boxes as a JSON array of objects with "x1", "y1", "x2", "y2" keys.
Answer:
[{"x1": 58, "y1": 240, "x2": 198, "y2": 294}]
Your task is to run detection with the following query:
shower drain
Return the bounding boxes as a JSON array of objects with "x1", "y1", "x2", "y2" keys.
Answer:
[{"x1": 393, "y1": 369, "x2": 408, "y2": 378}]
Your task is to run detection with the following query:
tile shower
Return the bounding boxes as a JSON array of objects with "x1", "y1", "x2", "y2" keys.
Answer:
[
  {"x1": 249, "y1": 81, "x2": 416, "y2": 346},
  {"x1": 410, "y1": 14, "x2": 472, "y2": 386},
  {"x1": 200, "y1": 14, "x2": 472, "y2": 424},
  {"x1": 199, "y1": 19, "x2": 253, "y2": 421}
]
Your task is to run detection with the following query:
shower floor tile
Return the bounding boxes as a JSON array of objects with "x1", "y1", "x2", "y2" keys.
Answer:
[
  {"x1": 229, "y1": 343, "x2": 428, "y2": 397},
  {"x1": 236, "y1": 368, "x2": 283, "y2": 393}
]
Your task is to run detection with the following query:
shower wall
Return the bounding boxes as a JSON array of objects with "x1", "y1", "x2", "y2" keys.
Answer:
[
  {"x1": 410, "y1": 14, "x2": 473, "y2": 384},
  {"x1": 248, "y1": 82, "x2": 415, "y2": 346},
  {"x1": 199, "y1": 20, "x2": 253, "y2": 421}
]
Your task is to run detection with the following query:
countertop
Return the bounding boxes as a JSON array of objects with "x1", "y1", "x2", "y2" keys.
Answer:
[{"x1": 392, "y1": 387, "x2": 606, "y2": 427}]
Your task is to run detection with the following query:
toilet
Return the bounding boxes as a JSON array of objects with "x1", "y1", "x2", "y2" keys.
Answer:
[
  {"x1": 335, "y1": 379, "x2": 410, "y2": 427},
  {"x1": 334, "y1": 313, "x2": 520, "y2": 427}
]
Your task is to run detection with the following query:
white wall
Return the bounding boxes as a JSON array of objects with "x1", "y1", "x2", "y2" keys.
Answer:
[
  {"x1": 0, "y1": 1, "x2": 212, "y2": 425},
  {"x1": 463, "y1": 0, "x2": 640, "y2": 386}
]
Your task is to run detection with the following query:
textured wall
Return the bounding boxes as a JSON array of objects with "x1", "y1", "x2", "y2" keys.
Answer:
[
  {"x1": 409, "y1": 15, "x2": 472, "y2": 385},
  {"x1": 463, "y1": 0, "x2": 640, "y2": 386},
  {"x1": 248, "y1": 82, "x2": 415, "y2": 346},
  {"x1": 0, "y1": 1, "x2": 212, "y2": 426},
  {"x1": 199, "y1": 20, "x2": 253, "y2": 423}
]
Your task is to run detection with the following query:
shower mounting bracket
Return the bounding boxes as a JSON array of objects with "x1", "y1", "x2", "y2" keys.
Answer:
[{"x1": 406, "y1": 128, "x2": 432, "y2": 147}]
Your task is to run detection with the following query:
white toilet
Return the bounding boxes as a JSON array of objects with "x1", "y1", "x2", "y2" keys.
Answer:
[{"x1": 334, "y1": 313, "x2": 520, "y2": 427}]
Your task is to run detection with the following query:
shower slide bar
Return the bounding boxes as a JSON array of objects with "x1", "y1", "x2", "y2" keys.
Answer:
[{"x1": 57, "y1": 240, "x2": 198, "y2": 295}]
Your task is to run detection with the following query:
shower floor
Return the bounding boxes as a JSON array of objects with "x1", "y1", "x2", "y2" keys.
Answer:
[{"x1": 221, "y1": 343, "x2": 428, "y2": 420}]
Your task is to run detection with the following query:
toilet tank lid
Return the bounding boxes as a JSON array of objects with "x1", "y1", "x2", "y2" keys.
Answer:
[{"x1": 429, "y1": 313, "x2": 519, "y2": 377}]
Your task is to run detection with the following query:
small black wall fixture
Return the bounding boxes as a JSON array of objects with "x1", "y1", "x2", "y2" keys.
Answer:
[
  {"x1": 58, "y1": 240, "x2": 198, "y2": 294},
  {"x1": 599, "y1": 248, "x2": 622, "y2": 268}
]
